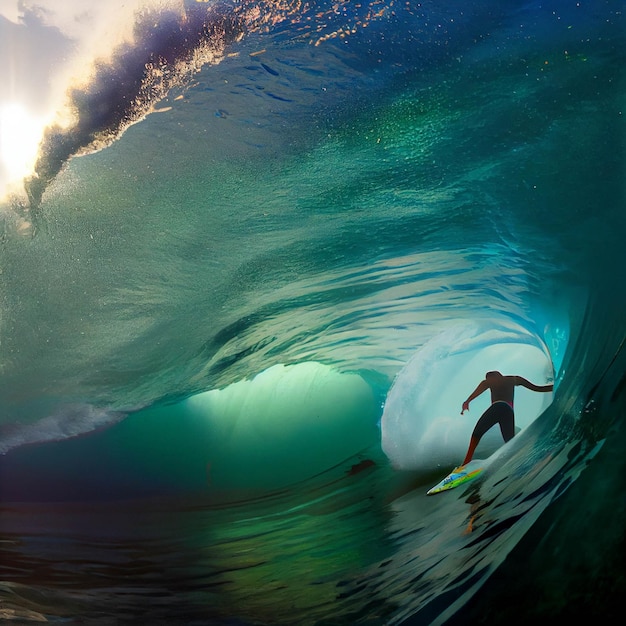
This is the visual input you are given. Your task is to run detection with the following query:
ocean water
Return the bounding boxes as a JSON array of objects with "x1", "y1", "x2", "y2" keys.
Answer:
[{"x1": 0, "y1": 1, "x2": 624, "y2": 624}]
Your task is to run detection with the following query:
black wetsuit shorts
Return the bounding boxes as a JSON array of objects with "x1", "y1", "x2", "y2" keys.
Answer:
[{"x1": 471, "y1": 401, "x2": 515, "y2": 442}]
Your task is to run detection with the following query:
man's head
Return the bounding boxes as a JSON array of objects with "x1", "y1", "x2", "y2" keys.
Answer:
[{"x1": 486, "y1": 370, "x2": 502, "y2": 379}]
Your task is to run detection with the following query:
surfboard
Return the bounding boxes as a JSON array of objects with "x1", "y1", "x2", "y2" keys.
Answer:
[{"x1": 427, "y1": 460, "x2": 485, "y2": 495}]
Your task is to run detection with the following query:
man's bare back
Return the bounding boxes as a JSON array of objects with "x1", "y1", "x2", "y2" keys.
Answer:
[{"x1": 487, "y1": 374, "x2": 516, "y2": 405}]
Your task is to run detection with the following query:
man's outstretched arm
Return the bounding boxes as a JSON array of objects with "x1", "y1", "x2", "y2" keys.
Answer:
[{"x1": 515, "y1": 376, "x2": 553, "y2": 393}]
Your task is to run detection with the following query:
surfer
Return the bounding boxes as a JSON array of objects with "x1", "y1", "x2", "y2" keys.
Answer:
[{"x1": 459, "y1": 371, "x2": 553, "y2": 467}]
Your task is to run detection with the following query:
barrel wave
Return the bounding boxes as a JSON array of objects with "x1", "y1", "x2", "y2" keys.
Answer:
[{"x1": 0, "y1": 1, "x2": 624, "y2": 624}]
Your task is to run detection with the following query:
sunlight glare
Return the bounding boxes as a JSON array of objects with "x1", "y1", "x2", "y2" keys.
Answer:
[{"x1": 0, "y1": 102, "x2": 45, "y2": 183}]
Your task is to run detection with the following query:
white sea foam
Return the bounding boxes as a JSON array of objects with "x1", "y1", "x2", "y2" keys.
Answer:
[{"x1": 0, "y1": 403, "x2": 123, "y2": 455}]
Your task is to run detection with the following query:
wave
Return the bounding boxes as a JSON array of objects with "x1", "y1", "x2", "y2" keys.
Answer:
[{"x1": 0, "y1": 0, "x2": 625, "y2": 624}]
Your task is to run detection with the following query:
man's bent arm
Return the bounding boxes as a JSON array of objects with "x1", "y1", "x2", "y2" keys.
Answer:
[{"x1": 461, "y1": 380, "x2": 489, "y2": 413}]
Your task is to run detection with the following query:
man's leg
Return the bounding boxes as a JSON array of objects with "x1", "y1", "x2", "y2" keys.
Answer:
[
  {"x1": 498, "y1": 405, "x2": 515, "y2": 442},
  {"x1": 461, "y1": 405, "x2": 499, "y2": 466},
  {"x1": 461, "y1": 435, "x2": 480, "y2": 466}
]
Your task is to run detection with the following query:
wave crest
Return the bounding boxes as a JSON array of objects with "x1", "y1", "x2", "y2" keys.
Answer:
[{"x1": 25, "y1": 1, "x2": 246, "y2": 207}]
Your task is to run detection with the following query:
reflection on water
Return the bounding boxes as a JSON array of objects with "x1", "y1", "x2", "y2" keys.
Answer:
[
  {"x1": 0, "y1": 417, "x2": 596, "y2": 626},
  {"x1": 0, "y1": 454, "x2": 399, "y2": 624}
]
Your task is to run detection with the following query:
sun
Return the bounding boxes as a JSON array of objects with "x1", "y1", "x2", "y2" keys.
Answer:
[{"x1": 0, "y1": 102, "x2": 46, "y2": 187}]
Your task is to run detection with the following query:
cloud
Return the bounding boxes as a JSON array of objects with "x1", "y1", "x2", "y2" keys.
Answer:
[
  {"x1": 0, "y1": 0, "x2": 20, "y2": 23},
  {"x1": 0, "y1": 11, "x2": 71, "y2": 110}
]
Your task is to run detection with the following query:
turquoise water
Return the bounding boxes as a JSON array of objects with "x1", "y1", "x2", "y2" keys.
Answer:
[{"x1": 0, "y1": 1, "x2": 625, "y2": 624}]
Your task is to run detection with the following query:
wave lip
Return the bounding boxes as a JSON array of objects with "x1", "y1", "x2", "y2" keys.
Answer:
[{"x1": 24, "y1": 1, "x2": 247, "y2": 207}]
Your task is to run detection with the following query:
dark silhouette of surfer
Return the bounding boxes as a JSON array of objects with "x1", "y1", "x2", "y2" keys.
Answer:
[{"x1": 459, "y1": 371, "x2": 553, "y2": 467}]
